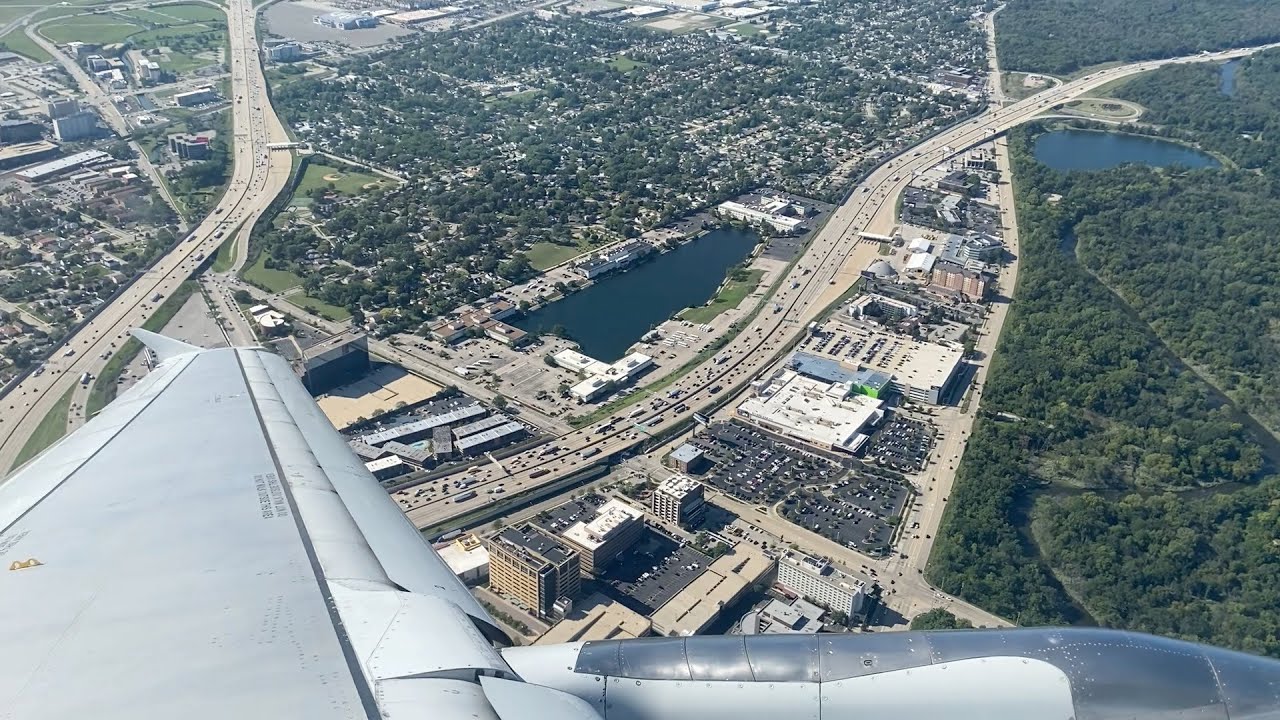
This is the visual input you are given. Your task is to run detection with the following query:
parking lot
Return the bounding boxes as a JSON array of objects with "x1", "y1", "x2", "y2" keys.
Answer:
[
  {"x1": 865, "y1": 416, "x2": 936, "y2": 473},
  {"x1": 599, "y1": 528, "x2": 713, "y2": 615},
  {"x1": 690, "y1": 422, "x2": 844, "y2": 505},
  {"x1": 779, "y1": 475, "x2": 910, "y2": 557}
]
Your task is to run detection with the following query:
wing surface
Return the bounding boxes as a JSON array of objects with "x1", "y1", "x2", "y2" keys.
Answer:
[{"x1": 0, "y1": 339, "x2": 582, "y2": 720}]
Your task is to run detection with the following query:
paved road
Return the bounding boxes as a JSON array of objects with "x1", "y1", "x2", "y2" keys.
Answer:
[
  {"x1": 396, "y1": 41, "x2": 1280, "y2": 532},
  {"x1": 0, "y1": 0, "x2": 292, "y2": 475}
]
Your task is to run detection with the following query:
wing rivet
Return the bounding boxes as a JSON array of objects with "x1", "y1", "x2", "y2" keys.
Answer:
[{"x1": 8, "y1": 558, "x2": 42, "y2": 571}]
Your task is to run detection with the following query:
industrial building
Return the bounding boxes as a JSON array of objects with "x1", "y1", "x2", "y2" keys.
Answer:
[
  {"x1": 487, "y1": 525, "x2": 581, "y2": 620},
  {"x1": 168, "y1": 132, "x2": 213, "y2": 161},
  {"x1": 299, "y1": 331, "x2": 370, "y2": 396},
  {"x1": 435, "y1": 533, "x2": 490, "y2": 585},
  {"x1": 739, "y1": 596, "x2": 827, "y2": 634},
  {"x1": 776, "y1": 552, "x2": 870, "y2": 619},
  {"x1": 358, "y1": 404, "x2": 486, "y2": 446},
  {"x1": 716, "y1": 197, "x2": 808, "y2": 234},
  {"x1": 651, "y1": 474, "x2": 705, "y2": 528},
  {"x1": 173, "y1": 86, "x2": 218, "y2": 107},
  {"x1": 572, "y1": 239, "x2": 654, "y2": 280},
  {"x1": 455, "y1": 421, "x2": 526, "y2": 456},
  {"x1": 314, "y1": 12, "x2": 378, "y2": 29},
  {"x1": 649, "y1": 545, "x2": 774, "y2": 637},
  {"x1": 930, "y1": 261, "x2": 989, "y2": 300},
  {"x1": 738, "y1": 369, "x2": 884, "y2": 454},
  {"x1": 555, "y1": 349, "x2": 654, "y2": 403},
  {"x1": 534, "y1": 593, "x2": 650, "y2": 645},
  {"x1": 667, "y1": 442, "x2": 706, "y2": 474},
  {"x1": 0, "y1": 119, "x2": 41, "y2": 144},
  {"x1": 557, "y1": 498, "x2": 645, "y2": 576},
  {"x1": 12, "y1": 149, "x2": 109, "y2": 184}
]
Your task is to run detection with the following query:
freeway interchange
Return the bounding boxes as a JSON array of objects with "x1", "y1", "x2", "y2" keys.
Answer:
[
  {"x1": 397, "y1": 43, "x2": 1279, "y2": 533},
  {"x1": 0, "y1": 0, "x2": 291, "y2": 474}
]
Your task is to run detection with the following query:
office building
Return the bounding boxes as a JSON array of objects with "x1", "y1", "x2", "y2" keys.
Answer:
[
  {"x1": 299, "y1": 331, "x2": 370, "y2": 396},
  {"x1": 0, "y1": 119, "x2": 41, "y2": 144},
  {"x1": 776, "y1": 552, "x2": 870, "y2": 619},
  {"x1": 487, "y1": 525, "x2": 581, "y2": 619},
  {"x1": 557, "y1": 499, "x2": 644, "y2": 576},
  {"x1": 0, "y1": 141, "x2": 59, "y2": 171},
  {"x1": 435, "y1": 533, "x2": 490, "y2": 584},
  {"x1": 930, "y1": 261, "x2": 988, "y2": 300},
  {"x1": 848, "y1": 294, "x2": 918, "y2": 322},
  {"x1": 716, "y1": 198, "x2": 806, "y2": 234},
  {"x1": 652, "y1": 474, "x2": 705, "y2": 528},
  {"x1": 123, "y1": 49, "x2": 160, "y2": 85},
  {"x1": 266, "y1": 41, "x2": 302, "y2": 62},
  {"x1": 364, "y1": 455, "x2": 409, "y2": 481},
  {"x1": 740, "y1": 596, "x2": 827, "y2": 634},
  {"x1": 556, "y1": 349, "x2": 653, "y2": 403},
  {"x1": 168, "y1": 132, "x2": 212, "y2": 160},
  {"x1": 46, "y1": 98, "x2": 80, "y2": 119},
  {"x1": 174, "y1": 86, "x2": 218, "y2": 107},
  {"x1": 667, "y1": 443, "x2": 706, "y2": 474}
]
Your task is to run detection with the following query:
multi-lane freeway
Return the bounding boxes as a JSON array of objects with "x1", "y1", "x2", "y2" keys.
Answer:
[
  {"x1": 397, "y1": 42, "x2": 1279, "y2": 533},
  {"x1": 0, "y1": 0, "x2": 292, "y2": 474}
]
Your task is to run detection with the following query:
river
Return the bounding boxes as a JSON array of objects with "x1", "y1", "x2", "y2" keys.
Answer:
[
  {"x1": 1033, "y1": 129, "x2": 1219, "y2": 172},
  {"x1": 513, "y1": 228, "x2": 761, "y2": 361}
]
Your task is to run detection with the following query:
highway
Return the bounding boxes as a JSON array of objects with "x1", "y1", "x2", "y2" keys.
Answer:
[
  {"x1": 397, "y1": 42, "x2": 1280, "y2": 532},
  {"x1": 0, "y1": 0, "x2": 292, "y2": 474}
]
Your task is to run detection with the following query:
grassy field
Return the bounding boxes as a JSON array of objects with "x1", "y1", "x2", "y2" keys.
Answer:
[
  {"x1": 211, "y1": 233, "x2": 236, "y2": 272},
  {"x1": 725, "y1": 22, "x2": 761, "y2": 36},
  {"x1": 11, "y1": 387, "x2": 74, "y2": 470},
  {"x1": 295, "y1": 162, "x2": 386, "y2": 197},
  {"x1": 40, "y1": 15, "x2": 143, "y2": 44},
  {"x1": 1058, "y1": 97, "x2": 1142, "y2": 119},
  {"x1": 606, "y1": 55, "x2": 648, "y2": 72},
  {"x1": 0, "y1": 27, "x2": 52, "y2": 61},
  {"x1": 290, "y1": 294, "x2": 351, "y2": 322},
  {"x1": 681, "y1": 269, "x2": 764, "y2": 324},
  {"x1": 244, "y1": 252, "x2": 303, "y2": 293},
  {"x1": 524, "y1": 239, "x2": 594, "y2": 270}
]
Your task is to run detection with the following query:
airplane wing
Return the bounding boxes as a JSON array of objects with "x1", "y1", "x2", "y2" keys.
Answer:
[
  {"x1": 4, "y1": 335, "x2": 1280, "y2": 720},
  {"x1": 0, "y1": 336, "x2": 585, "y2": 720}
]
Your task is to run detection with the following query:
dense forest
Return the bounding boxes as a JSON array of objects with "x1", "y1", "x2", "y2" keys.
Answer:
[
  {"x1": 929, "y1": 52, "x2": 1280, "y2": 656},
  {"x1": 996, "y1": 0, "x2": 1280, "y2": 75}
]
